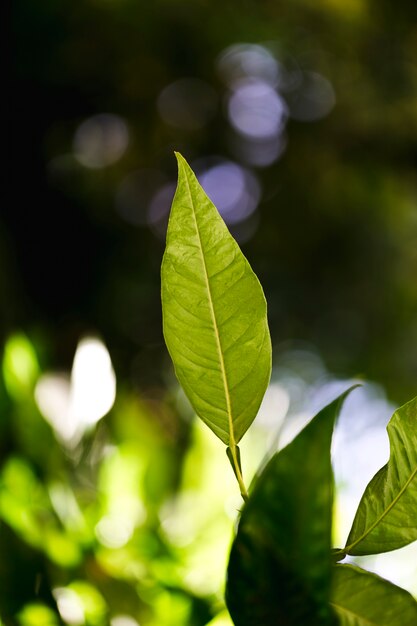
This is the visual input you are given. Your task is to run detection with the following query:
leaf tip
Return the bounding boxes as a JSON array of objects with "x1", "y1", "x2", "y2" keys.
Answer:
[
  {"x1": 340, "y1": 382, "x2": 362, "y2": 402},
  {"x1": 174, "y1": 152, "x2": 193, "y2": 181},
  {"x1": 174, "y1": 151, "x2": 187, "y2": 167}
]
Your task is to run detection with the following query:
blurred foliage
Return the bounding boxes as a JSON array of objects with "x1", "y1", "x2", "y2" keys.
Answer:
[
  {"x1": 0, "y1": 333, "x2": 242, "y2": 624},
  {"x1": 5, "y1": 0, "x2": 417, "y2": 623}
]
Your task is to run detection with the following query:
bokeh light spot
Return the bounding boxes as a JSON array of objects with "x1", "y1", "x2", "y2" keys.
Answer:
[
  {"x1": 69, "y1": 336, "x2": 116, "y2": 427},
  {"x1": 228, "y1": 79, "x2": 288, "y2": 140},
  {"x1": 35, "y1": 336, "x2": 116, "y2": 446},
  {"x1": 17, "y1": 603, "x2": 59, "y2": 626},
  {"x1": 255, "y1": 383, "x2": 290, "y2": 428},
  {"x1": 229, "y1": 133, "x2": 287, "y2": 167},
  {"x1": 197, "y1": 158, "x2": 261, "y2": 224},
  {"x1": 53, "y1": 588, "x2": 84, "y2": 625},
  {"x1": 73, "y1": 114, "x2": 128, "y2": 168},
  {"x1": 95, "y1": 514, "x2": 134, "y2": 549},
  {"x1": 35, "y1": 374, "x2": 73, "y2": 442},
  {"x1": 111, "y1": 617, "x2": 140, "y2": 626},
  {"x1": 3, "y1": 333, "x2": 39, "y2": 399},
  {"x1": 217, "y1": 43, "x2": 279, "y2": 86}
]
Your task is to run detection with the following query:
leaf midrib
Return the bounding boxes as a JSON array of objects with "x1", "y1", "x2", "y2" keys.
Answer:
[
  {"x1": 182, "y1": 168, "x2": 236, "y2": 448},
  {"x1": 330, "y1": 602, "x2": 380, "y2": 626},
  {"x1": 345, "y1": 450, "x2": 417, "y2": 553}
]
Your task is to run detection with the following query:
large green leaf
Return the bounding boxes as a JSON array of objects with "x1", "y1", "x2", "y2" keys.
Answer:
[
  {"x1": 161, "y1": 153, "x2": 271, "y2": 447},
  {"x1": 226, "y1": 390, "x2": 353, "y2": 626},
  {"x1": 331, "y1": 564, "x2": 417, "y2": 625},
  {"x1": 343, "y1": 395, "x2": 417, "y2": 556}
]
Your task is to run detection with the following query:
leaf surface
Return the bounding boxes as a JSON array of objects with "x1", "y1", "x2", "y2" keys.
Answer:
[
  {"x1": 331, "y1": 564, "x2": 417, "y2": 626},
  {"x1": 161, "y1": 153, "x2": 271, "y2": 445},
  {"x1": 344, "y1": 395, "x2": 417, "y2": 555},
  {"x1": 226, "y1": 390, "x2": 353, "y2": 626}
]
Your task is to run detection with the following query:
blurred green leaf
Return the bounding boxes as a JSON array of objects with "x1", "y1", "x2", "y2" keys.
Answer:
[
  {"x1": 161, "y1": 153, "x2": 271, "y2": 448},
  {"x1": 205, "y1": 611, "x2": 234, "y2": 626},
  {"x1": 2, "y1": 333, "x2": 39, "y2": 400},
  {"x1": 17, "y1": 603, "x2": 58, "y2": 626},
  {"x1": 67, "y1": 581, "x2": 107, "y2": 625},
  {"x1": 44, "y1": 530, "x2": 82, "y2": 567},
  {"x1": 344, "y1": 395, "x2": 417, "y2": 556},
  {"x1": 0, "y1": 458, "x2": 83, "y2": 567},
  {"x1": 153, "y1": 590, "x2": 191, "y2": 626},
  {"x1": 0, "y1": 457, "x2": 49, "y2": 547},
  {"x1": 226, "y1": 389, "x2": 354, "y2": 626},
  {"x1": 331, "y1": 564, "x2": 417, "y2": 625}
]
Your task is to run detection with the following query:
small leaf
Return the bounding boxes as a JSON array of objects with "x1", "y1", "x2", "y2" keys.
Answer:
[
  {"x1": 331, "y1": 564, "x2": 417, "y2": 625},
  {"x1": 161, "y1": 153, "x2": 271, "y2": 446},
  {"x1": 226, "y1": 389, "x2": 354, "y2": 626},
  {"x1": 345, "y1": 395, "x2": 417, "y2": 555}
]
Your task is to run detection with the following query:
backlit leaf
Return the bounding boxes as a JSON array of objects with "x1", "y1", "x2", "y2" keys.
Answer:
[
  {"x1": 344, "y1": 395, "x2": 417, "y2": 556},
  {"x1": 226, "y1": 390, "x2": 354, "y2": 626},
  {"x1": 161, "y1": 153, "x2": 271, "y2": 446},
  {"x1": 331, "y1": 564, "x2": 417, "y2": 625}
]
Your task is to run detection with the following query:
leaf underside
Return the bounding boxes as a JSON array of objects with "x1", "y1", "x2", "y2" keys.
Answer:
[
  {"x1": 331, "y1": 564, "x2": 417, "y2": 626},
  {"x1": 345, "y1": 395, "x2": 417, "y2": 555},
  {"x1": 226, "y1": 390, "x2": 353, "y2": 626},
  {"x1": 161, "y1": 153, "x2": 271, "y2": 445}
]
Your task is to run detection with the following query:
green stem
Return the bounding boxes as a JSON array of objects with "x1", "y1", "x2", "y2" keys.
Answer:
[
  {"x1": 227, "y1": 444, "x2": 249, "y2": 502},
  {"x1": 331, "y1": 548, "x2": 346, "y2": 563}
]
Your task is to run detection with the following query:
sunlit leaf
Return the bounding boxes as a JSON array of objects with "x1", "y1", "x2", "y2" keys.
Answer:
[
  {"x1": 344, "y1": 395, "x2": 417, "y2": 556},
  {"x1": 331, "y1": 564, "x2": 417, "y2": 625},
  {"x1": 226, "y1": 389, "x2": 354, "y2": 625},
  {"x1": 161, "y1": 153, "x2": 271, "y2": 447}
]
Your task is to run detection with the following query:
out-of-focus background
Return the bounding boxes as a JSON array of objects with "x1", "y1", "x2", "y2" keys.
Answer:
[{"x1": 4, "y1": 1, "x2": 417, "y2": 624}]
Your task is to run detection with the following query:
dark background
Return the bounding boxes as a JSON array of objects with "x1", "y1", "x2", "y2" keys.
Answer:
[{"x1": 7, "y1": 0, "x2": 417, "y2": 400}]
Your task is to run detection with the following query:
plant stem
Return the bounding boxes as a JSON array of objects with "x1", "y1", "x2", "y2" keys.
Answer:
[
  {"x1": 228, "y1": 444, "x2": 249, "y2": 502},
  {"x1": 331, "y1": 548, "x2": 347, "y2": 563}
]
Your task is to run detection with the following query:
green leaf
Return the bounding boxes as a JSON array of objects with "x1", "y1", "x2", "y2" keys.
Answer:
[
  {"x1": 344, "y1": 395, "x2": 417, "y2": 556},
  {"x1": 226, "y1": 389, "x2": 354, "y2": 626},
  {"x1": 161, "y1": 153, "x2": 271, "y2": 447},
  {"x1": 331, "y1": 564, "x2": 417, "y2": 625},
  {"x1": 3, "y1": 333, "x2": 39, "y2": 399}
]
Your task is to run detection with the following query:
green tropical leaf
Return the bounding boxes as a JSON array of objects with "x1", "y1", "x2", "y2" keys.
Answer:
[
  {"x1": 161, "y1": 152, "x2": 271, "y2": 449},
  {"x1": 226, "y1": 390, "x2": 354, "y2": 626},
  {"x1": 331, "y1": 564, "x2": 417, "y2": 625},
  {"x1": 343, "y1": 395, "x2": 417, "y2": 556}
]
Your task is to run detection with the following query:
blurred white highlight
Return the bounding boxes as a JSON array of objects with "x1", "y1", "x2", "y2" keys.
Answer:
[
  {"x1": 95, "y1": 514, "x2": 134, "y2": 549},
  {"x1": 54, "y1": 587, "x2": 84, "y2": 625},
  {"x1": 111, "y1": 617, "x2": 140, "y2": 626},
  {"x1": 35, "y1": 337, "x2": 116, "y2": 447},
  {"x1": 255, "y1": 382, "x2": 290, "y2": 428}
]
